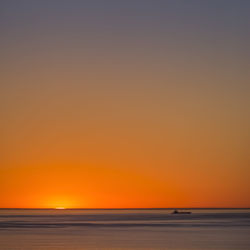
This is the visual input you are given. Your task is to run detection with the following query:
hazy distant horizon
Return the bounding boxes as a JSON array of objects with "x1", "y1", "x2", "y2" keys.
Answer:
[{"x1": 1, "y1": 207, "x2": 250, "y2": 210}]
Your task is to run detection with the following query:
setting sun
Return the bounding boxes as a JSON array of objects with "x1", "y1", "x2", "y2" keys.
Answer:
[{"x1": 55, "y1": 207, "x2": 65, "y2": 210}]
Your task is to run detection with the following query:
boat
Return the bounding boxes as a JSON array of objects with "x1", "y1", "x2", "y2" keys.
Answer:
[{"x1": 171, "y1": 209, "x2": 191, "y2": 214}]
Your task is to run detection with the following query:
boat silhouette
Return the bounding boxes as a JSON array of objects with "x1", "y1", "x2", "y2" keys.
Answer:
[{"x1": 171, "y1": 209, "x2": 191, "y2": 214}]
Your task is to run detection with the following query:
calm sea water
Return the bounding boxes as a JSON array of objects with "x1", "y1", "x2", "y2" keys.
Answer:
[{"x1": 0, "y1": 209, "x2": 249, "y2": 249}]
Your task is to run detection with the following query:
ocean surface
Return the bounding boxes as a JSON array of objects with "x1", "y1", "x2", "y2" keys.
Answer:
[{"x1": 0, "y1": 209, "x2": 250, "y2": 249}]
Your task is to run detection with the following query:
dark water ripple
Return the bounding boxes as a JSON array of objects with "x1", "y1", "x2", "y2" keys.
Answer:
[{"x1": 1, "y1": 211, "x2": 250, "y2": 229}]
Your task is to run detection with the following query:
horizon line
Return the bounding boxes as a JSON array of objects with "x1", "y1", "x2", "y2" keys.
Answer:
[{"x1": 0, "y1": 207, "x2": 249, "y2": 210}]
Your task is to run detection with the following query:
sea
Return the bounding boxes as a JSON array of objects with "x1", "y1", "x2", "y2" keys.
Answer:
[{"x1": 0, "y1": 209, "x2": 250, "y2": 249}]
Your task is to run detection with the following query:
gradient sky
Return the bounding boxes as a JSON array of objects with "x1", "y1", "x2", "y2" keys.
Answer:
[{"x1": 1, "y1": 0, "x2": 250, "y2": 208}]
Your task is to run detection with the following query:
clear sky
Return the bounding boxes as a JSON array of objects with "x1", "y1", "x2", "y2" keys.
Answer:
[{"x1": 1, "y1": 0, "x2": 250, "y2": 208}]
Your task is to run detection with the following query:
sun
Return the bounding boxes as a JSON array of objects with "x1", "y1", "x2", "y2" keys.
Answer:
[{"x1": 44, "y1": 196, "x2": 79, "y2": 209}]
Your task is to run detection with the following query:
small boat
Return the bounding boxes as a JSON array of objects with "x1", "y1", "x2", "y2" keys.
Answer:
[{"x1": 171, "y1": 209, "x2": 191, "y2": 214}]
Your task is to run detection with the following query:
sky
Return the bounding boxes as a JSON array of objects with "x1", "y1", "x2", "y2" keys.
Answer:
[{"x1": 1, "y1": 0, "x2": 250, "y2": 208}]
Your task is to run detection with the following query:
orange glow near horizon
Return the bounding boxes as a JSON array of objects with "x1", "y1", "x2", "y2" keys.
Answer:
[{"x1": 0, "y1": 161, "x2": 249, "y2": 208}]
